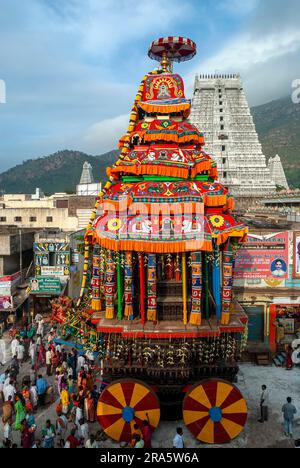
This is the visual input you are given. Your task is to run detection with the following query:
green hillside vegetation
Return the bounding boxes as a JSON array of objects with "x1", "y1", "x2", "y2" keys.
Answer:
[
  {"x1": 252, "y1": 96, "x2": 300, "y2": 188},
  {"x1": 0, "y1": 95, "x2": 299, "y2": 194},
  {"x1": 0, "y1": 149, "x2": 119, "y2": 194}
]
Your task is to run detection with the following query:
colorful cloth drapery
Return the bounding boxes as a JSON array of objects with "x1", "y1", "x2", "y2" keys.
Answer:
[
  {"x1": 124, "y1": 252, "x2": 134, "y2": 318},
  {"x1": 147, "y1": 254, "x2": 157, "y2": 321},
  {"x1": 116, "y1": 253, "x2": 123, "y2": 321},
  {"x1": 189, "y1": 251, "x2": 202, "y2": 326},
  {"x1": 105, "y1": 250, "x2": 116, "y2": 319},
  {"x1": 204, "y1": 253, "x2": 210, "y2": 319},
  {"x1": 182, "y1": 252, "x2": 188, "y2": 325},
  {"x1": 212, "y1": 241, "x2": 221, "y2": 321},
  {"x1": 91, "y1": 245, "x2": 101, "y2": 311},
  {"x1": 139, "y1": 254, "x2": 146, "y2": 325},
  {"x1": 99, "y1": 248, "x2": 105, "y2": 305},
  {"x1": 221, "y1": 242, "x2": 234, "y2": 325}
]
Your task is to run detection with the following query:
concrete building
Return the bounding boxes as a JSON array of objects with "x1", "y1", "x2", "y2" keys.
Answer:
[
  {"x1": 234, "y1": 229, "x2": 300, "y2": 353},
  {"x1": 189, "y1": 74, "x2": 287, "y2": 197},
  {"x1": 259, "y1": 190, "x2": 300, "y2": 223},
  {"x1": 0, "y1": 227, "x2": 34, "y2": 276},
  {"x1": 0, "y1": 227, "x2": 35, "y2": 319},
  {"x1": 0, "y1": 192, "x2": 96, "y2": 231},
  {"x1": 0, "y1": 162, "x2": 100, "y2": 230}
]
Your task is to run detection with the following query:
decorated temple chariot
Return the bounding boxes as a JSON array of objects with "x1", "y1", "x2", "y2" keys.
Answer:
[{"x1": 55, "y1": 37, "x2": 250, "y2": 445}]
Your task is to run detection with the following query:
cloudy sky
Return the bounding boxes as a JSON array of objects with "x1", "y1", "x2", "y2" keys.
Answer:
[{"x1": 0, "y1": 0, "x2": 299, "y2": 171}]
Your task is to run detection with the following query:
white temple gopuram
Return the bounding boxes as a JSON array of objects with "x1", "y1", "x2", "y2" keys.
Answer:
[
  {"x1": 76, "y1": 161, "x2": 102, "y2": 196},
  {"x1": 189, "y1": 74, "x2": 288, "y2": 197},
  {"x1": 268, "y1": 155, "x2": 289, "y2": 190}
]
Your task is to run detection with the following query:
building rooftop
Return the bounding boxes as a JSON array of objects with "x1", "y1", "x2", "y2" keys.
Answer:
[{"x1": 0, "y1": 226, "x2": 37, "y2": 235}]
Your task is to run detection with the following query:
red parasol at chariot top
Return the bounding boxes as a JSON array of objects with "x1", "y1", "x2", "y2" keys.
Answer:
[{"x1": 148, "y1": 36, "x2": 197, "y2": 63}]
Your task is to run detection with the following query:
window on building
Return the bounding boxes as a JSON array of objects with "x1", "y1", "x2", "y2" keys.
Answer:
[
  {"x1": 222, "y1": 158, "x2": 226, "y2": 164},
  {"x1": 220, "y1": 125, "x2": 224, "y2": 130},
  {"x1": 30, "y1": 217, "x2": 37, "y2": 222},
  {"x1": 0, "y1": 217, "x2": 6, "y2": 222},
  {"x1": 46, "y1": 216, "x2": 53, "y2": 222},
  {"x1": 220, "y1": 116, "x2": 224, "y2": 122},
  {"x1": 14, "y1": 216, "x2": 22, "y2": 222},
  {"x1": 219, "y1": 101, "x2": 223, "y2": 106},
  {"x1": 56, "y1": 199, "x2": 69, "y2": 208},
  {"x1": 222, "y1": 145, "x2": 226, "y2": 152},
  {"x1": 223, "y1": 172, "x2": 227, "y2": 178},
  {"x1": 220, "y1": 108, "x2": 223, "y2": 113}
]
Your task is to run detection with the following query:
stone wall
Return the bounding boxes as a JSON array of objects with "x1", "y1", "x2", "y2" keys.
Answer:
[{"x1": 67, "y1": 195, "x2": 96, "y2": 217}]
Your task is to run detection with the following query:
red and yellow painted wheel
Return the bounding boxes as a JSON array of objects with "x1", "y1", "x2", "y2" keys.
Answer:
[
  {"x1": 97, "y1": 379, "x2": 160, "y2": 442},
  {"x1": 183, "y1": 379, "x2": 247, "y2": 444}
]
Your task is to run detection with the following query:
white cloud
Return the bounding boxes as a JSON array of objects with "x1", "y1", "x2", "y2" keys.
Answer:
[
  {"x1": 44, "y1": 0, "x2": 191, "y2": 58},
  {"x1": 187, "y1": 0, "x2": 300, "y2": 105},
  {"x1": 216, "y1": 0, "x2": 259, "y2": 15},
  {"x1": 1, "y1": 0, "x2": 300, "y2": 170},
  {"x1": 193, "y1": 30, "x2": 300, "y2": 73},
  {"x1": 83, "y1": 113, "x2": 128, "y2": 153}
]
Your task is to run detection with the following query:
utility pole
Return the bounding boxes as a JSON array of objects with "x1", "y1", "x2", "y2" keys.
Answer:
[{"x1": 19, "y1": 229, "x2": 23, "y2": 283}]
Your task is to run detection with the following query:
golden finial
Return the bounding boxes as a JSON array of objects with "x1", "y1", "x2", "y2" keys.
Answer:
[{"x1": 160, "y1": 51, "x2": 170, "y2": 72}]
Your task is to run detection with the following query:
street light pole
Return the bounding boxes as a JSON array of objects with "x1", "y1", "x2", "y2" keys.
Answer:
[{"x1": 19, "y1": 229, "x2": 22, "y2": 283}]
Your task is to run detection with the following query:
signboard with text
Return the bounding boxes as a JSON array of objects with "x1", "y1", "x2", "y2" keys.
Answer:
[
  {"x1": 234, "y1": 232, "x2": 289, "y2": 280},
  {"x1": 40, "y1": 266, "x2": 66, "y2": 277},
  {"x1": 30, "y1": 277, "x2": 61, "y2": 295},
  {"x1": 293, "y1": 232, "x2": 300, "y2": 279}
]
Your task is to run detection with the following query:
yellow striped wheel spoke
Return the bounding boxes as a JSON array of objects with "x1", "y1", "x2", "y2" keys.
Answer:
[
  {"x1": 104, "y1": 418, "x2": 126, "y2": 441},
  {"x1": 184, "y1": 410, "x2": 209, "y2": 425},
  {"x1": 97, "y1": 402, "x2": 122, "y2": 416},
  {"x1": 188, "y1": 385, "x2": 212, "y2": 409},
  {"x1": 135, "y1": 408, "x2": 160, "y2": 427},
  {"x1": 222, "y1": 399, "x2": 247, "y2": 414},
  {"x1": 129, "y1": 383, "x2": 149, "y2": 408},
  {"x1": 108, "y1": 383, "x2": 127, "y2": 408},
  {"x1": 216, "y1": 382, "x2": 233, "y2": 408},
  {"x1": 221, "y1": 418, "x2": 244, "y2": 439},
  {"x1": 198, "y1": 419, "x2": 215, "y2": 444}
]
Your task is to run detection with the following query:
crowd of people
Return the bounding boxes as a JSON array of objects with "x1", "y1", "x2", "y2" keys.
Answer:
[
  {"x1": 0, "y1": 313, "x2": 107, "y2": 448},
  {"x1": 0, "y1": 314, "x2": 157, "y2": 449},
  {"x1": 1, "y1": 313, "x2": 300, "y2": 449}
]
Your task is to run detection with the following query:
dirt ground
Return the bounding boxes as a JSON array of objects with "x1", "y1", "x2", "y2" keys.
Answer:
[{"x1": 1, "y1": 334, "x2": 299, "y2": 449}]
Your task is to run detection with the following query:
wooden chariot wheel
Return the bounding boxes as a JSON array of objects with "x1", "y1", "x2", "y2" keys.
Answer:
[
  {"x1": 97, "y1": 379, "x2": 160, "y2": 442},
  {"x1": 183, "y1": 379, "x2": 248, "y2": 444}
]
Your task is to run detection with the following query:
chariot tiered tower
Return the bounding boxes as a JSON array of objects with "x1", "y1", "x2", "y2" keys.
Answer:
[{"x1": 77, "y1": 38, "x2": 249, "y2": 445}]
